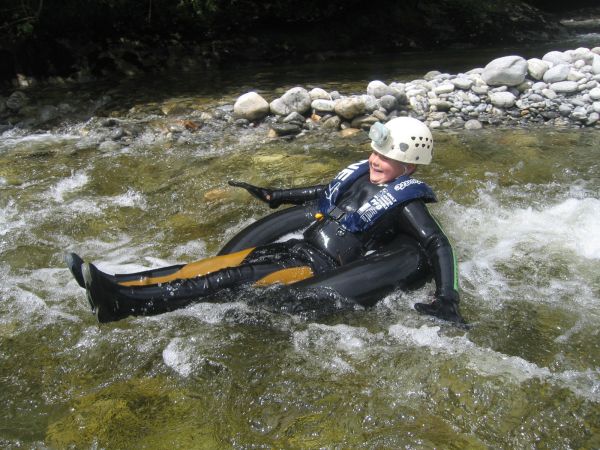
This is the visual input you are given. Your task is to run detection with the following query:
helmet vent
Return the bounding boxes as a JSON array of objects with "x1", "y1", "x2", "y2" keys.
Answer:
[{"x1": 399, "y1": 143, "x2": 409, "y2": 151}]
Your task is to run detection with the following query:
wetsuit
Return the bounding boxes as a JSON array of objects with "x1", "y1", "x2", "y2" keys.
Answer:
[{"x1": 81, "y1": 165, "x2": 461, "y2": 323}]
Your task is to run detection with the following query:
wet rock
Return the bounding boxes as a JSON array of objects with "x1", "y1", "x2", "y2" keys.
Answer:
[
  {"x1": 269, "y1": 87, "x2": 311, "y2": 116},
  {"x1": 270, "y1": 122, "x2": 302, "y2": 136},
  {"x1": 282, "y1": 111, "x2": 305, "y2": 126},
  {"x1": 6, "y1": 91, "x2": 28, "y2": 111},
  {"x1": 38, "y1": 105, "x2": 60, "y2": 123},
  {"x1": 322, "y1": 115, "x2": 341, "y2": 129},
  {"x1": 482, "y1": 56, "x2": 528, "y2": 86},
  {"x1": 233, "y1": 92, "x2": 269, "y2": 121}
]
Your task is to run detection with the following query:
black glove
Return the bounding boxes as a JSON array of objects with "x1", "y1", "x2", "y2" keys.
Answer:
[
  {"x1": 228, "y1": 180, "x2": 280, "y2": 208},
  {"x1": 414, "y1": 293, "x2": 465, "y2": 324}
]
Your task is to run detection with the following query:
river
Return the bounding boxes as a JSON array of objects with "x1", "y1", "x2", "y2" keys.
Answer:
[{"x1": 1, "y1": 38, "x2": 600, "y2": 448}]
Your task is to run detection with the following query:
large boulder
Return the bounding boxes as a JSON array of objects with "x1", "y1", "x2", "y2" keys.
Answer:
[
  {"x1": 269, "y1": 87, "x2": 312, "y2": 116},
  {"x1": 482, "y1": 56, "x2": 528, "y2": 86},
  {"x1": 233, "y1": 92, "x2": 270, "y2": 121}
]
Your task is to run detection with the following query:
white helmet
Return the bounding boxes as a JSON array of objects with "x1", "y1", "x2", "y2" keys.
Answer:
[{"x1": 369, "y1": 117, "x2": 433, "y2": 164}]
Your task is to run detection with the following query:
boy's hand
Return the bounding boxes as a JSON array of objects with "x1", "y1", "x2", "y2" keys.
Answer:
[{"x1": 228, "y1": 180, "x2": 276, "y2": 206}]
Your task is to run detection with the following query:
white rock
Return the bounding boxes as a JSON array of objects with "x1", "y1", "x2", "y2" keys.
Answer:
[
  {"x1": 334, "y1": 96, "x2": 366, "y2": 119},
  {"x1": 590, "y1": 87, "x2": 600, "y2": 101},
  {"x1": 593, "y1": 102, "x2": 600, "y2": 113},
  {"x1": 464, "y1": 119, "x2": 483, "y2": 130},
  {"x1": 451, "y1": 77, "x2": 473, "y2": 90},
  {"x1": 593, "y1": 55, "x2": 600, "y2": 75},
  {"x1": 567, "y1": 47, "x2": 594, "y2": 64},
  {"x1": 269, "y1": 87, "x2": 312, "y2": 116},
  {"x1": 531, "y1": 81, "x2": 548, "y2": 91},
  {"x1": 570, "y1": 70, "x2": 588, "y2": 82},
  {"x1": 543, "y1": 64, "x2": 570, "y2": 83},
  {"x1": 482, "y1": 55, "x2": 528, "y2": 86},
  {"x1": 367, "y1": 80, "x2": 392, "y2": 98},
  {"x1": 489, "y1": 91, "x2": 516, "y2": 108},
  {"x1": 233, "y1": 92, "x2": 270, "y2": 120},
  {"x1": 550, "y1": 81, "x2": 579, "y2": 94},
  {"x1": 527, "y1": 58, "x2": 550, "y2": 80},
  {"x1": 542, "y1": 88, "x2": 557, "y2": 99},
  {"x1": 311, "y1": 99, "x2": 335, "y2": 112},
  {"x1": 434, "y1": 83, "x2": 455, "y2": 94},
  {"x1": 543, "y1": 50, "x2": 571, "y2": 65},
  {"x1": 309, "y1": 88, "x2": 330, "y2": 101},
  {"x1": 471, "y1": 85, "x2": 489, "y2": 95}
]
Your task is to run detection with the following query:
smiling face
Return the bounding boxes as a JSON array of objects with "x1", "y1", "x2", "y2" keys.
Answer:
[{"x1": 368, "y1": 151, "x2": 414, "y2": 184}]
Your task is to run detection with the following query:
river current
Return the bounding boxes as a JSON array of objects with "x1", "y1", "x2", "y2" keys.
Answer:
[{"x1": 1, "y1": 39, "x2": 600, "y2": 448}]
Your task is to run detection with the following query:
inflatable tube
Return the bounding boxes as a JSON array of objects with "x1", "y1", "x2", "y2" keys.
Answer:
[
  {"x1": 217, "y1": 204, "x2": 431, "y2": 307},
  {"x1": 75, "y1": 204, "x2": 431, "y2": 308}
]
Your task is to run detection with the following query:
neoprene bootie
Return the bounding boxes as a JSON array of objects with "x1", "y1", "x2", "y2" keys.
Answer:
[
  {"x1": 65, "y1": 253, "x2": 85, "y2": 288},
  {"x1": 82, "y1": 262, "x2": 277, "y2": 323}
]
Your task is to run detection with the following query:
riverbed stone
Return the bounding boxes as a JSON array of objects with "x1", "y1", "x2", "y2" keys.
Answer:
[
  {"x1": 451, "y1": 77, "x2": 473, "y2": 90},
  {"x1": 464, "y1": 119, "x2": 483, "y2": 129},
  {"x1": 269, "y1": 87, "x2": 312, "y2": 116},
  {"x1": 527, "y1": 58, "x2": 550, "y2": 80},
  {"x1": 6, "y1": 91, "x2": 28, "y2": 111},
  {"x1": 482, "y1": 56, "x2": 528, "y2": 86},
  {"x1": 334, "y1": 96, "x2": 366, "y2": 119},
  {"x1": 378, "y1": 95, "x2": 397, "y2": 112},
  {"x1": 558, "y1": 104, "x2": 572, "y2": 116},
  {"x1": 308, "y1": 88, "x2": 330, "y2": 101},
  {"x1": 593, "y1": 55, "x2": 600, "y2": 75},
  {"x1": 233, "y1": 92, "x2": 270, "y2": 121},
  {"x1": 322, "y1": 115, "x2": 341, "y2": 129},
  {"x1": 543, "y1": 50, "x2": 570, "y2": 65},
  {"x1": 367, "y1": 80, "x2": 392, "y2": 98},
  {"x1": 587, "y1": 112, "x2": 599, "y2": 125},
  {"x1": 434, "y1": 83, "x2": 455, "y2": 95},
  {"x1": 270, "y1": 122, "x2": 302, "y2": 136},
  {"x1": 489, "y1": 91, "x2": 517, "y2": 108},
  {"x1": 543, "y1": 64, "x2": 570, "y2": 83},
  {"x1": 550, "y1": 81, "x2": 579, "y2": 94},
  {"x1": 311, "y1": 99, "x2": 335, "y2": 112}
]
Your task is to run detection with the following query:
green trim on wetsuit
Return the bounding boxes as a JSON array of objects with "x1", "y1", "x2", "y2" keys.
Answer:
[{"x1": 432, "y1": 215, "x2": 460, "y2": 293}]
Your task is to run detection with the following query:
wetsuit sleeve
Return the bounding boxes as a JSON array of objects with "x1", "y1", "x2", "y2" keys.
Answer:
[
  {"x1": 269, "y1": 185, "x2": 327, "y2": 207},
  {"x1": 396, "y1": 200, "x2": 459, "y2": 300}
]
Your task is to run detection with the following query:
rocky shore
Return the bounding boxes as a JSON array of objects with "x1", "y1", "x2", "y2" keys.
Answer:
[
  {"x1": 1, "y1": 47, "x2": 600, "y2": 146},
  {"x1": 233, "y1": 47, "x2": 600, "y2": 134}
]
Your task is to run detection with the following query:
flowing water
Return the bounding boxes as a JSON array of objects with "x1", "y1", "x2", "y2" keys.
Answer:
[{"x1": 1, "y1": 41, "x2": 600, "y2": 449}]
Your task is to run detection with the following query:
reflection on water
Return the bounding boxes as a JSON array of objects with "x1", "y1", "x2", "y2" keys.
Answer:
[{"x1": 1, "y1": 46, "x2": 600, "y2": 447}]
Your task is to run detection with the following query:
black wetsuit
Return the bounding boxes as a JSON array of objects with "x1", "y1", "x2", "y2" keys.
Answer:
[{"x1": 84, "y1": 172, "x2": 460, "y2": 322}]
